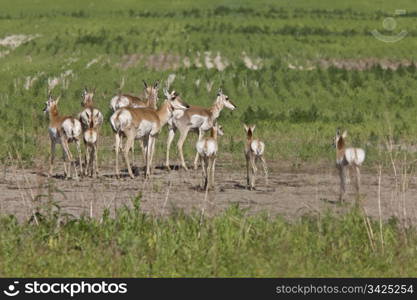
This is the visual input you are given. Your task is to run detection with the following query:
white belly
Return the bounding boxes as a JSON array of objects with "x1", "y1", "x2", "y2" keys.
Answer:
[
  {"x1": 135, "y1": 120, "x2": 153, "y2": 138},
  {"x1": 189, "y1": 114, "x2": 211, "y2": 131}
]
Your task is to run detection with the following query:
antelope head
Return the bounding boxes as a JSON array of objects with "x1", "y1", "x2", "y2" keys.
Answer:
[
  {"x1": 243, "y1": 124, "x2": 256, "y2": 137},
  {"x1": 333, "y1": 128, "x2": 347, "y2": 149},
  {"x1": 43, "y1": 94, "x2": 61, "y2": 114},
  {"x1": 217, "y1": 88, "x2": 236, "y2": 110},
  {"x1": 164, "y1": 88, "x2": 190, "y2": 111},
  {"x1": 216, "y1": 123, "x2": 224, "y2": 136},
  {"x1": 143, "y1": 80, "x2": 159, "y2": 103},
  {"x1": 81, "y1": 87, "x2": 95, "y2": 107}
]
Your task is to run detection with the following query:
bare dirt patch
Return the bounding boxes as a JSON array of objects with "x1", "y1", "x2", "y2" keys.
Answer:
[{"x1": 1, "y1": 161, "x2": 417, "y2": 223}]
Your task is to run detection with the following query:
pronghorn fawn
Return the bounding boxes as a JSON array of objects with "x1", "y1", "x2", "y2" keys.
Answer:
[
  {"x1": 165, "y1": 88, "x2": 236, "y2": 170},
  {"x1": 79, "y1": 88, "x2": 103, "y2": 177},
  {"x1": 333, "y1": 129, "x2": 365, "y2": 202},
  {"x1": 43, "y1": 94, "x2": 83, "y2": 179},
  {"x1": 110, "y1": 80, "x2": 159, "y2": 111},
  {"x1": 196, "y1": 122, "x2": 223, "y2": 190},
  {"x1": 244, "y1": 124, "x2": 268, "y2": 190},
  {"x1": 79, "y1": 87, "x2": 103, "y2": 130},
  {"x1": 83, "y1": 121, "x2": 99, "y2": 178},
  {"x1": 110, "y1": 89, "x2": 189, "y2": 178}
]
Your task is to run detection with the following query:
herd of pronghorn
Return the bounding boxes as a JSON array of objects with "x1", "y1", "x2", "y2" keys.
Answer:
[{"x1": 43, "y1": 80, "x2": 365, "y2": 201}]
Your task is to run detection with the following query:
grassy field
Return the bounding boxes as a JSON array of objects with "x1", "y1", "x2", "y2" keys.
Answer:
[
  {"x1": 0, "y1": 0, "x2": 417, "y2": 167},
  {"x1": 1, "y1": 199, "x2": 416, "y2": 277},
  {"x1": 1, "y1": 0, "x2": 417, "y2": 277}
]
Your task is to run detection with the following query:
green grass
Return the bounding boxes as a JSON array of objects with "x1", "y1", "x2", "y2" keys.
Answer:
[
  {"x1": 1, "y1": 0, "x2": 417, "y2": 277},
  {"x1": 0, "y1": 0, "x2": 417, "y2": 168},
  {"x1": 0, "y1": 198, "x2": 415, "y2": 277}
]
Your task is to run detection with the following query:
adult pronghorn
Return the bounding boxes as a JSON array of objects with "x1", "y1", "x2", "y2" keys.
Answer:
[
  {"x1": 110, "y1": 80, "x2": 159, "y2": 163},
  {"x1": 43, "y1": 94, "x2": 83, "y2": 179},
  {"x1": 165, "y1": 88, "x2": 236, "y2": 170},
  {"x1": 196, "y1": 122, "x2": 223, "y2": 190},
  {"x1": 78, "y1": 88, "x2": 103, "y2": 177},
  {"x1": 110, "y1": 80, "x2": 159, "y2": 111},
  {"x1": 110, "y1": 89, "x2": 189, "y2": 178},
  {"x1": 333, "y1": 129, "x2": 365, "y2": 202},
  {"x1": 244, "y1": 124, "x2": 268, "y2": 190}
]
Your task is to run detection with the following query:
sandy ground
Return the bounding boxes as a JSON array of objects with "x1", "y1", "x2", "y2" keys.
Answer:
[{"x1": 1, "y1": 160, "x2": 417, "y2": 223}]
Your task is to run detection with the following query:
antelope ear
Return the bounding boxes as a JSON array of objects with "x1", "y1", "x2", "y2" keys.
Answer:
[
  {"x1": 243, "y1": 124, "x2": 249, "y2": 132},
  {"x1": 154, "y1": 80, "x2": 159, "y2": 88},
  {"x1": 342, "y1": 130, "x2": 347, "y2": 138},
  {"x1": 336, "y1": 128, "x2": 340, "y2": 136},
  {"x1": 55, "y1": 96, "x2": 61, "y2": 104},
  {"x1": 251, "y1": 125, "x2": 256, "y2": 131},
  {"x1": 217, "y1": 88, "x2": 223, "y2": 96},
  {"x1": 143, "y1": 80, "x2": 148, "y2": 88},
  {"x1": 163, "y1": 88, "x2": 169, "y2": 99}
]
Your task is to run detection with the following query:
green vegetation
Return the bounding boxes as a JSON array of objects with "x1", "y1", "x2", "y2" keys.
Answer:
[
  {"x1": 0, "y1": 199, "x2": 415, "y2": 277},
  {"x1": 0, "y1": 0, "x2": 416, "y2": 167}
]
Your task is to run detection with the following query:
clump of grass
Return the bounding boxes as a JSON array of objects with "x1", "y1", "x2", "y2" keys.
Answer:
[{"x1": 0, "y1": 198, "x2": 416, "y2": 277}]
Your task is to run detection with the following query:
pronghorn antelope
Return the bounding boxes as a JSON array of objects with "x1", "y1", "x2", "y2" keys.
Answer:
[
  {"x1": 244, "y1": 124, "x2": 268, "y2": 190},
  {"x1": 196, "y1": 122, "x2": 223, "y2": 190},
  {"x1": 78, "y1": 88, "x2": 103, "y2": 177},
  {"x1": 110, "y1": 80, "x2": 159, "y2": 163},
  {"x1": 79, "y1": 87, "x2": 103, "y2": 130},
  {"x1": 333, "y1": 129, "x2": 365, "y2": 202},
  {"x1": 43, "y1": 94, "x2": 83, "y2": 179},
  {"x1": 110, "y1": 89, "x2": 189, "y2": 178},
  {"x1": 110, "y1": 80, "x2": 159, "y2": 111},
  {"x1": 165, "y1": 88, "x2": 236, "y2": 170},
  {"x1": 83, "y1": 123, "x2": 99, "y2": 178}
]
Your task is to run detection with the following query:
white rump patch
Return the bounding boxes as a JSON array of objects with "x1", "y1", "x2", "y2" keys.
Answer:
[
  {"x1": 110, "y1": 95, "x2": 131, "y2": 111},
  {"x1": 344, "y1": 148, "x2": 365, "y2": 166},
  {"x1": 62, "y1": 119, "x2": 81, "y2": 139},
  {"x1": 196, "y1": 139, "x2": 217, "y2": 157},
  {"x1": 80, "y1": 108, "x2": 103, "y2": 129},
  {"x1": 251, "y1": 140, "x2": 265, "y2": 156},
  {"x1": 110, "y1": 109, "x2": 132, "y2": 132},
  {"x1": 84, "y1": 129, "x2": 98, "y2": 145}
]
